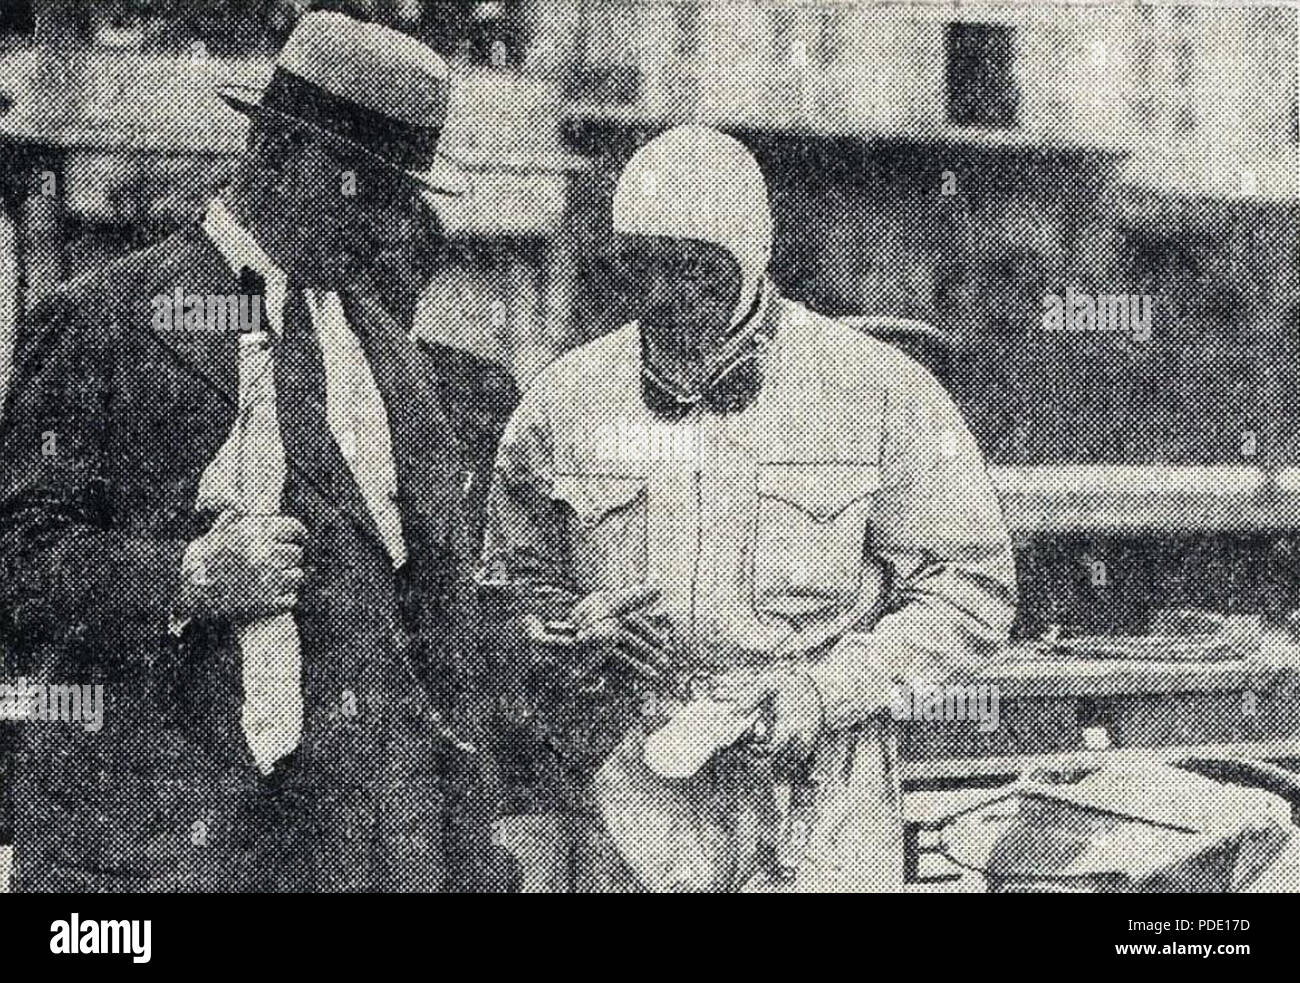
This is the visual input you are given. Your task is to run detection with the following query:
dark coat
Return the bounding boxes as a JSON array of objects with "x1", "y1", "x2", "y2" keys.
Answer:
[
  {"x1": 0, "y1": 223, "x2": 518, "y2": 892},
  {"x1": 412, "y1": 336, "x2": 521, "y2": 555}
]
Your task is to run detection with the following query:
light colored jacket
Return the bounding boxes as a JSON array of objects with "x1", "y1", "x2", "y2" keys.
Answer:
[{"x1": 483, "y1": 288, "x2": 1017, "y2": 732}]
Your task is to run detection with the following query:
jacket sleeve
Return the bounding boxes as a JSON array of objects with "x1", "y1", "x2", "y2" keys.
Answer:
[
  {"x1": 0, "y1": 292, "x2": 188, "y2": 658},
  {"x1": 805, "y1": 366, "x2": 1017, "y2": 731},
  {"x1": 479, "y1": 380, "x2": 581, "y2": 620}
]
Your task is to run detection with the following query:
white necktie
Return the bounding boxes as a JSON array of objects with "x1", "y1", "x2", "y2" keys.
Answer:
[
  {"x1": 197, "y1": 290, "x2": 407, "y2": 774},
  {"x1": 234, "y1": 331, "x2": 302, "y2": 774}
]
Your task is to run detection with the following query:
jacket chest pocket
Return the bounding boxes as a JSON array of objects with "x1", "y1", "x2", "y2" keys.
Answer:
[
  {"x1": 751, "y1": 463, "x2": 881, "y2": 619},
  {"x1": 553, "y1": 472, "x2": 648, "y2": 590}
]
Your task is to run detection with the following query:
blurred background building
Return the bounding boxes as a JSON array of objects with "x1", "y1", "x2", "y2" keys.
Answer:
[{"x1": 0, "y1": 0, "x2": 1296, "y2": 636}]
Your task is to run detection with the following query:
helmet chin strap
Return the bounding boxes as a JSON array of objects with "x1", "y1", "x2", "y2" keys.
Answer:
[
  {"x1": 730, "y1": 261, "x2": 766, "y2": 328},
  {"x1": 709, "y1": 277, "x2": 768, "y2": 376}
]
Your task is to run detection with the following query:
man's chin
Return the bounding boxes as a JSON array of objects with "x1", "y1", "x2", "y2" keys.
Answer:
[
  {"x1": 642, "y1": 324, "x2": 702, "y2": 354},
  {"x1": 643, "y1": 360, "x2": 709, "y2": 398}
]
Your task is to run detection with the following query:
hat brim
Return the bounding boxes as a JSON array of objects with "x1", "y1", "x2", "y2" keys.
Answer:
[{"x1": 217, "y1": 85, "x2": 472, "y2": 198}]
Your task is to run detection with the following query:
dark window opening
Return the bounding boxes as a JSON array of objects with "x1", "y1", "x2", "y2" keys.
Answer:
[
  {"x1": 673, "y1": 2, "x2": 701, "y2": 58},
  {"x1": 945, "y1": 22, "x2": 1020, "y2": 129}
]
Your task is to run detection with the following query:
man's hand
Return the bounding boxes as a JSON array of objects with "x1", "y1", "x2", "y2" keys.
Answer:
[
  {"x1": 708, "y1": 663, "x2": 825, "y2": 762},
  {"x1": 175, "y1": 510, "x2": 308, "y2": 625},
  {"x1": 522, "y1": 585, "x2": 672, "y2": 686}
]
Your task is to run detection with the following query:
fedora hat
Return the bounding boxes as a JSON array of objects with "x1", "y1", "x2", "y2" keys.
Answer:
[{"x1": 218, "y1": 11, "x2": 469, "y2": 196}]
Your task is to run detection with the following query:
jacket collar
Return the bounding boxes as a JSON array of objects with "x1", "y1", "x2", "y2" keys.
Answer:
[{"x1": 340, "y1": 293, "x2": 459, "y2": 518}]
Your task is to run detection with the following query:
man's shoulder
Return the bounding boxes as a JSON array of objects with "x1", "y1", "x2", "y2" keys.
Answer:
[
  {"x1": 20, "y1": 226, "x2": 213, "y2": 362},
  {"x1": 48, "y1": 225, "x2": 209, "y2": 312},
  {"x1": 527, "y1": 322, "x2": 638, "y2": 394},
  {"x1": 779, "y1": 298, "x2": 950, "y2": 401}
]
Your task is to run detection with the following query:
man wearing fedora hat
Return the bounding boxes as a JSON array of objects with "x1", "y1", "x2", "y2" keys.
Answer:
[{"x1": 0, "y1": 11, "x2": 515, "y2": 892}]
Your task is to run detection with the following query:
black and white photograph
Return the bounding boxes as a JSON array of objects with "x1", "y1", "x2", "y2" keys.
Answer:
[{"x1": 0, "y1": 0, "x2": 1297, "y2": 963}]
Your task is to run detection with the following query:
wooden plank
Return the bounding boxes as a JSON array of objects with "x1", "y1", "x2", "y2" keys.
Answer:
[
  {"x1": 972, "y1": 655, "x2": 1295, "y2": 700},
  {"x1": 989, "y1": 466, "x2": 1300, "y2": 533},
  {"x1": 902, "y1": 738, "x2": 1300, "y2": 783}
]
